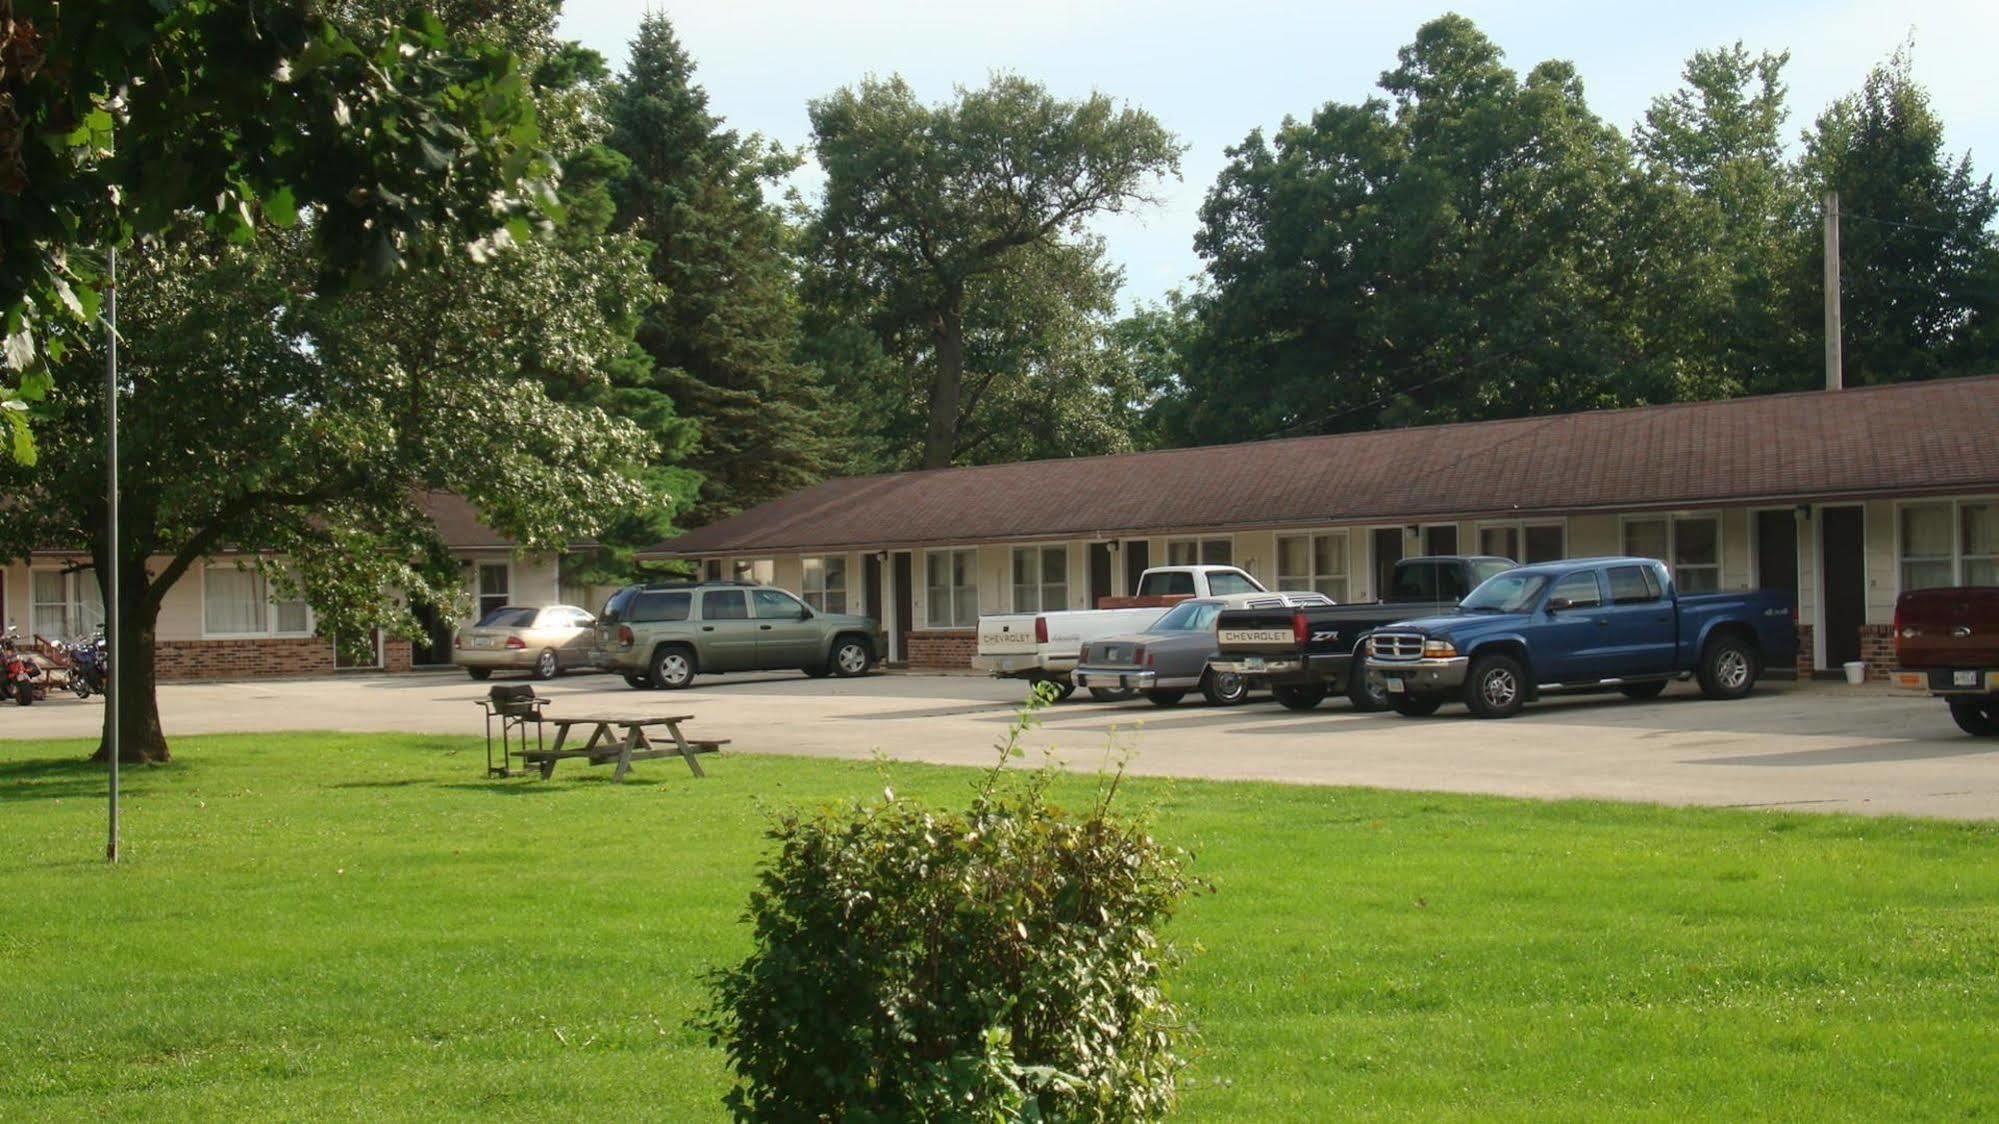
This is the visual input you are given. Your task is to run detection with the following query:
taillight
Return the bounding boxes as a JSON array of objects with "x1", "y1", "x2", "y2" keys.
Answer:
[
  {"x1": 504, "y1": 636, "x2": 526, "y2": 650},
  {"x1": 1138, "y1": 646, "x2": 1152, "y2": 667},
  {"x1": 1292, "y1": 611, "x2": 1309, "y2": 647},
  {"x1": 1034, "y1": 616, "x2": 1049, "y2": 644},
  {"x1": 618, "y1": 625, "x2": 634, "y2": 648},
  {"x1": 453, "y1": 634, "x2": 462, "y2": 649},
  {"x1": 1892, "y1": 602, "x2": 1903, "y2": 661}
]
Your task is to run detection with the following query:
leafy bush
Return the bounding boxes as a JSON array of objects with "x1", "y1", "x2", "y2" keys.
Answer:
[{"x1": 704, "y1": 685, "x2": 1195, "y2": 1121}]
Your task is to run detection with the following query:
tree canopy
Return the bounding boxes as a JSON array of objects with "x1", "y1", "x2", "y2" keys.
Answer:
[{"x1": 804, "y1": 73, "x2": 1181, "y2": 469}]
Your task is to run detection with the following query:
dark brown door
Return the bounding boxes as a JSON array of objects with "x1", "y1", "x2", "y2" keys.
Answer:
[
  {"x1": 411, "y1": 602, "x2": 455, "y2": 666},
  {"x1": 1088, "y1": 543, "x2": 1113, "y2": 609},
  {"x1": 1372, "y1": 528, "x2": 1404, "y2": 600},
  {"x1": 865, "y1": 553, "x2": 885, "y2": 655},
  {"x1": 1123, "y1": 540, "x2": 1150, "y2": 595},
  {"x1": 1820, "y1": 506, "x2": 1865, "y2": 668},
  {"x1": 1756, "y1": 510, "x2": 1799, "y2": 594},
  {"x1": 892, "y1": 551, "x2": 914, "y2": 664}
]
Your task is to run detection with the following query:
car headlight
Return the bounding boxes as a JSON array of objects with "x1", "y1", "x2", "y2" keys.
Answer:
[{"x1": 1422, "y1": 639, "x2": 1457, "y2": 658}]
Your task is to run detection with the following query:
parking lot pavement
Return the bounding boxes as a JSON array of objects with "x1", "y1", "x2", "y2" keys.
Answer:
[{"x1": 4, "y1": 670, "x2": 1996, "y2": 819}]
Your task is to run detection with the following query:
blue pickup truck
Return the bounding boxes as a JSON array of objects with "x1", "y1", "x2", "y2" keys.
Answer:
[{"x1": 1364, "y1": 556, "x2": 1797, "y2": 719}]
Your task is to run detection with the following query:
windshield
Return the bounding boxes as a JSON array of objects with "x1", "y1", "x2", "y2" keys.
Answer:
[
  {"x1": 476, "y1": 607, "x2": 537, "y2": 628},
  {"x1": 1472, "y1": 559, "x2": 1516, "y2": 586},
  {"x1": 1459, "y1": 572, "x2": 1551, "y2": 614},
  {"x1": 1149, "y1": 600, "x2": 1224, "y2": 632}
]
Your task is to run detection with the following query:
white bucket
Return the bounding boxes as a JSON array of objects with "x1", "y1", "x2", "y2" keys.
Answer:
[{"x1": 1842, "y1": 661, "x2": 1866, "y2": 685}]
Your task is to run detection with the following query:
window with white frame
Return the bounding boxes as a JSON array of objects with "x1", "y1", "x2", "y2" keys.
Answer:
[
  {"x1": 476, "y1": 563, "x2": 510, "y2": 619},
  {"x1": 1276, "y1": 532, "x2": 1348, "y2": 601},
  {"x1": 1624, "y1": 515, "x2": 1719, "y2": 593},
  {"x1": 733, "y1": 558, "x2": 776, "y2": 585},
  {"x1": 31, "y1": 569, "x2": 105, "y2": 639},
  {"x1": 203, "y1": 564, "x2": 311, "y2": 637},
  {"x1": 1010, "y1": 546, "x2": 1069, "y2": 612},
  {"x1": 1422, "y1": 524, "x2": 1459, "y2": 556},
  {"x1": 1166, "y1": 537, "x2": 1231, "y2": 566},
  {"x1": 925, "y1": 548, "x2": 977, "y2": 628},
  {"x1": 1478, "y1": 522, "x2": 1565, "y2": 563},
  {"x1": 802, "y1": 555, "x2": 848, "y2": 613},
  {"x1": 1901, "y1": 501, "x2": 1998, "y2": 590}
]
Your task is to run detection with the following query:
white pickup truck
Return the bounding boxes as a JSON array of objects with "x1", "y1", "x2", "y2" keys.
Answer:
[{"x1": 974, "y1": 565, "x2": 1270, "y2": 699}]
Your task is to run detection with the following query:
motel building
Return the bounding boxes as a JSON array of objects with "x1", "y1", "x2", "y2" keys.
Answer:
[{"x1": 646, "y1": 375, "x2": 1999, "y2": 680}]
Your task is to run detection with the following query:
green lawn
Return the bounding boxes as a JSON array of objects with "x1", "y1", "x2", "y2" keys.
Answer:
[{"x1": 3, "y1": 733, "x2": 1997, "y2": 1121}]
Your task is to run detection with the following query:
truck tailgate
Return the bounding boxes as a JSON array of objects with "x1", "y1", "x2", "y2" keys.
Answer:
[
  {"x1": 1216, "y1": 610, "x2": 1298, "y2": 653},
  {"x1": 976, "y1": 615, "x2": 1040, "y2": 657},
  {"x1": 1896, "y1": 587, "x2": 1999, "y2": 667}
]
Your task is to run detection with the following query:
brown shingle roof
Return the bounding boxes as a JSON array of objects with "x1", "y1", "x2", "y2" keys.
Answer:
[{"x1": 646, "y1": 375, "x2": 1999, "y2": 557}]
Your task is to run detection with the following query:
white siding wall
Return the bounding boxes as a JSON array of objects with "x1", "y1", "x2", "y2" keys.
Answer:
[{"x1": 1864, "y1": 500, "x2": 1897, "y2": 624}]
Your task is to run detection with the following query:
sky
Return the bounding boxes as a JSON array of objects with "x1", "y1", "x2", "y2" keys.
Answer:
[{"x1": 556, "y1": 0, "x2": 1999, "y2": 310}]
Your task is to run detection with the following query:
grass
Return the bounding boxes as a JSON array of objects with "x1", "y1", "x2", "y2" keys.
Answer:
[{"x1": 3, "y1": 732, "x2": 1998, "y2": 1121}]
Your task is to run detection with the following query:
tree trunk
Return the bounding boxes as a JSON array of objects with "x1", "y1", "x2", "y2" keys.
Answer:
[
  {"x1": 90, "y1": 558, "x2": 170, "y2": 764},
  {"x1": 922, "y1": 294, "x2": 966, "y2": 470}
]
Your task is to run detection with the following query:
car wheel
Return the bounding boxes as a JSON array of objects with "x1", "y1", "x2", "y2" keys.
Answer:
[
  {"x1": 1948, "y1": 699, "x2": 1999, "y2": 737},
  {"x1": 621, "y1": 673, "x2": 654, "y2": 690},
  {"x1": 1201, "y1": 669, "x2": 1249, "y2": 707},
  {"x1": 1392, "y1": 694, "x2": 1443, "y2": 717},
  {"x1": 1346, "y1": 664, "x2": 1390, "y2": 712},
  {"x1": 1695, "y1": 636, "x2": 1758, "y2": 700},
  {"x1": 466, "y1": 667, "x2": 492, "y2": 682},
  {"x1": 651, "y1": 646, "x2": 697, "y2": 690},
  {"x1": 831, "y1": 637, "x2": 872, "y2": 678},
  {"x1": 1620, "y1": 680, "x2": 1669, "y2": 700},
  {"x1": 1145, "y1": 689, "x2": 1185, "y2": 707},
  {"x1": 1463, "y1": 653, "x2": 1528, "y2": 719},
  {"x1": 1088, "y1": 686, "x2": 1138, "y2": 702},
  {"x1": 532, "y1": 649, "x2": 559, "y2": 681},
  {"x1": 1272, "y1": 684, "x2": 1327, "y2": 711}
]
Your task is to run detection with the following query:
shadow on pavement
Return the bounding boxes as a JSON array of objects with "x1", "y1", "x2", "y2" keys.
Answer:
[{"x1": 1691, "y1": 739, "x2": 1999, "y2": 767}]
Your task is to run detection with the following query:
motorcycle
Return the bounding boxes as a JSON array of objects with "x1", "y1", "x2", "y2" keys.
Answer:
[
  {"x1": 66, "y1": 632, "x2": 109, "y2": 699},
  {"x1": 2, "y1": 628, "x2": 51, "y2": 706}
]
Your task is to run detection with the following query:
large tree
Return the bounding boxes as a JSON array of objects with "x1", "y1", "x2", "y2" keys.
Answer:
[
  {"x1": 1162, "y1": 16, "x2": 1659, "y2": 446},
  {"x1": 805, "y1": 73, "x2": 1180, "y2": 469},
  {"x1": 1633, "y1": 44, "x2": 1809, "y2": 397},
  {"x1": 1794, "y1": 47, "x2": 1999, "y2": 387},
  {"x1": 0, "y1": 0, "x2": 555, "y2": 458},
  {"x1": 606, "y1": 14, "x2": 832, "y2": 523},
  {"x1": 0, "y1": 8, "x2": 660, "y2": 763}
]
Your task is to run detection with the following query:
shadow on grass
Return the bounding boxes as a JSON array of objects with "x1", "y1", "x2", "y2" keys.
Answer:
[{"x1": 0, "y1": 755, "x2": 126, "y2": 803}]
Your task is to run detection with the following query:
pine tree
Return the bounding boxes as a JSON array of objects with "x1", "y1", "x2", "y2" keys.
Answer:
[{"x1": 607, "y1": 15, "x2": 836, "y2": 524}]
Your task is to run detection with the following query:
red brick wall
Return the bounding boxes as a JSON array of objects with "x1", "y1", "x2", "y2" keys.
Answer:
[
  {"x1": 1794, "y1": 623, "x2": 1815, "y2": 678},
  {"x1": 156, "y1": 638, "x2": 337, "y2": 681},
  {"x1": 154, "y1": 637, "x2": 419, "y2": 681},
  {"x1": 1858, "y1": 624, "x2": 1895, "y2": 681},
  {"x1": 907, "y1": 630, "x2": 976, "y2": 671}
]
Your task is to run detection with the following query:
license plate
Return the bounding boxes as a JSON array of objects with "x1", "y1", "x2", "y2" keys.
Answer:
[
  {"x1": 1000, "y1": 657, "x2": 1017, "y2": 672},
  {"x1": 1956, "y1": 670, "x2": 1980, "y2": 687},
  {"x1": 474, "y1": 637, "x2": 495, "y2": 648},
  {"x1": 1385, "y1": 676, "x2": 1405, "y2": 692},
  {"x1": 1244, "y1": 655, "x2": 1265, "y2": 672}
]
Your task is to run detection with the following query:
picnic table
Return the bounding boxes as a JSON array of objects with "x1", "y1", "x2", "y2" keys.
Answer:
[{"x1": 516, "y1": 714, "x2": 726, "y2": 781}]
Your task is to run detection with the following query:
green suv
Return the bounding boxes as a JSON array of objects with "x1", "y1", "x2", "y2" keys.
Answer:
[{"x1": 594, "y1": 581, "x2": 879, "y2": 690}]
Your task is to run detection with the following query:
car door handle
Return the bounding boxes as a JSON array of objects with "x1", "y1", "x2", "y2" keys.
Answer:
[
  {"x1": 1595, "y1": 617, "x2": 1611, "y2": 627},
  {"x1": 758, "y1": 625, "x2": 772, "y2": 631},
  {"x1": 701, "y1": 626, "x2": 715, "y2": 632}
]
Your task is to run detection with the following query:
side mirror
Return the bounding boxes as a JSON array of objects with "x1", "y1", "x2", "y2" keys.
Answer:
[
  {"x1": 799, "y1": 607, "x2": 814, "y2": 620},
  {"x1": 1546, "y1": 597, "x2": 1574, "y2": 613}
]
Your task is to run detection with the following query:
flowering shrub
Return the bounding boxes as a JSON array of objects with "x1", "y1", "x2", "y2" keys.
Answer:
[{"x1": 704, "y1": 685, "x2": 1194, "y2": 1121}]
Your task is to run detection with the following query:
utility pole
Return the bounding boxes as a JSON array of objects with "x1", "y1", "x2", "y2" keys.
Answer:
[
  {"x1": 105, "y1": 246, "x2": 120, "y2": 864},
  {"x1": 1823, "y1": 190, "x2": 1842, "y2": 391}
]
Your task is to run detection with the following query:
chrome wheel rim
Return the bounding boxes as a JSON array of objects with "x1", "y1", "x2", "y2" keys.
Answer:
[
  {"x1": 1717, "y1": 648, "x2": 1750, "y2": 690},
  {"x1": 1481, "y1": 668, "x2": 1519, "y2": 709},
  {"x1": 537, "y1": 651, "x2": 557, "y2": 677},
  {"x1": 837, "y1": 644, "x2": 868, "y2": 674},
  {"x1": 1215, "y1": 672, "x2": 1245, "y2": 701},
  {"x1": 660, "y1": 654, "x2": 690, "y2": 684},
  {"x1": 1363, "y1": 674, "x2": 1389, "y2": 706}
]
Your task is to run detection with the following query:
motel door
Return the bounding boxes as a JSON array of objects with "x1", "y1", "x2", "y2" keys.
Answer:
[
  {"x1": 1089, "y1": 543, "x2": 1114, "y2": 608},
  {"x1": 1819, "y1": 507, "x2": 1866, "y2": 669}
]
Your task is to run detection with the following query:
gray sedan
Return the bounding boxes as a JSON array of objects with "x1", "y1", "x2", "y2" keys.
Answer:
[{"x1": 1073, "y1": 592, "x2": 1334, "y2": 708}]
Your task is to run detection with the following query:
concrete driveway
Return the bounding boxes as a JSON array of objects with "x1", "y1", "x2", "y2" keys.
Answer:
[{"x1": 5, "y1": 670, "x2": 1995, "y2": 819}]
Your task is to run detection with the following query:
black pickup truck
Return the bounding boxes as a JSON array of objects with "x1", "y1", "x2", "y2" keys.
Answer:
[{"x1": 1209, "y1": 555, "x2": 1516, "y2": 710}]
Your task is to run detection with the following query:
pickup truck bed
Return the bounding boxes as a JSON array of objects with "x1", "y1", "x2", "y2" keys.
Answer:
[{"x1": 1889, "y1": 586, "x2": 1999, "y2": 736}]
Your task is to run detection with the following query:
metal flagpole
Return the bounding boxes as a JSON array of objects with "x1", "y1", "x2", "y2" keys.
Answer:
[{"x1": 106, "y1": 246, "x2": 120, "y2": 864}]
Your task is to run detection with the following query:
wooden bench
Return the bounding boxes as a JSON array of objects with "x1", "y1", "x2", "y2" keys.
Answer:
[{"x1": 517, "y1": 715, "x2": 726, "y2": 781}]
